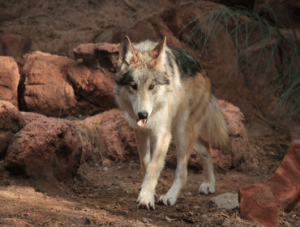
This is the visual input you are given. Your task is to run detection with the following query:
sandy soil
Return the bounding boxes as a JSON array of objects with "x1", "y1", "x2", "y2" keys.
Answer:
[{"x1": 1, "y1": 134, "x2": 299, "y2": 227}]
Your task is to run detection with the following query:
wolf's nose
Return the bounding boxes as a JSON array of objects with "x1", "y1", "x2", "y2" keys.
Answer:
[{"x1": 138, "y1": 111, "x2": 148, "y2": 119}]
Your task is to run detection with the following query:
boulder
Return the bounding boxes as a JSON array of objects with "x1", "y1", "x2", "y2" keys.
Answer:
[
  {"x1": 67, "y1": 63, "x2": 117, "y2": 113},
  {"x1": 239, "y1": 140, "x2": 300, "y2": 226},
  {"x1": 239, "y1": 184, "x2": 279, "y2": 227},
  {"x1": 0, "y1": 101, "x2": 26, "y2": 158},
  {"x1": 218, "y1": 100, "x2": 258, "y2": 170},
  {"x1": 21, "y1": 112, "x2": 48, "y2": 125},
  {"x1": 0, "y1": 56, "x2": 20, "y2": 107},
  {"x1": 73, "y1": 43, "x2": 119, "y2": 71},
  {"x1": 20, "y1": 51, "x2": 77, "y2": 117},
  {"x1": 80, "y1": 109, "x2": 137, "y2": 161},
  {"x1": 20, "y1": 50, "x2": 118, "y2": 117},
  {"x1": 5, "y1": 117, "x2": 83, "y2": 181}
]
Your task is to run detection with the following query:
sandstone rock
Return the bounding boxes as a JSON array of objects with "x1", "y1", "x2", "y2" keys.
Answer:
[
  {"x1": 0, "y1": 101, "x2": 26, "y2": 158},
  {"x1": 210, "y1": 192, "x2": 239, "y2": 210},
  {"x1": 20, "y1": 51, "x2": 77, "y2": 117},
  {"x1": 239, "y1": 184, "x2": 279, "y2": 227},
  {"x1": 5, "y1": 117, "x2": 83, "y2": 181},
  {"x1": 73, "y1": 43, "x2": 119, "y2": 71},
  {"x1": 239, "y1": 140, "x2": 300, "y2": 226},
  {"x1": 218, "y1": 100, "x2": 258, "y2": 170},
  {"x1": 266, "y1": 140, "x2": 300, "y2": 208},
  {"x1": 80, "y1": 109, "x2": 137, "y2": 161},
  {"x1": 21, "y1": 112, "x2": 48, "y2": 125},
  {"x1": 0, "y1": 56, "x2": 20, "y2": 107},
  {"x1": 67, "y1": 63, "x2": 117, "y2": 112}
]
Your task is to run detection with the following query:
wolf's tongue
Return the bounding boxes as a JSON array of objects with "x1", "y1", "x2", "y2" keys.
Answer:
[{"x1": 136, "y1": 119, "x2": 147, "y2": 127}]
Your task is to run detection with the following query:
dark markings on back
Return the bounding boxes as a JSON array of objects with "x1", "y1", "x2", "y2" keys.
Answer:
[
  {"x1": 166, "y1": 50, "x2": 174, "y2": 77},
  {"x1": 115, "y1": 71, "x2": 133, "y2": 86},
  {"x1": 169, "y1": 46, "x2": 204, "y2": 78}
]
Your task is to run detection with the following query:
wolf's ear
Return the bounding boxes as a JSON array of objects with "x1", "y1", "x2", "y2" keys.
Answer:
[
  {"x1": 118, "y1": 36, "x2": 139, "y2": 66},
  {"x1": 149, "y1": 36, "x2": 167, "y2": 67}
]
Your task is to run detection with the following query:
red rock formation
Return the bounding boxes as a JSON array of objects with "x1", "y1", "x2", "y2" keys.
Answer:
[
  {"x1": 20, "y1": 51, "x2": 77, "y2": 117},
  {"x1": 67, "y1": 63, "x2": 117, "y2": 113},
  {"x1": 0, "y1": 56, "x2": 20, "y2": 107},
  {"x1": 0, "y1": 101, "x2": 26, "y2": 158},
  {"x1": 4, "y1": 117, "x2": 83, "y2": 181},
  {"x1": 239, "y1": 140, "x2": 300, "y2": 227}
]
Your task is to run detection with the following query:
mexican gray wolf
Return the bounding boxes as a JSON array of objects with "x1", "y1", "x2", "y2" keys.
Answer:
[{"x1": 114, "y1": 36, "x2": 229, "y2": 210}]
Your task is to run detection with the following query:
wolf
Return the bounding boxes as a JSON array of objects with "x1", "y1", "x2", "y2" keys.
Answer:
[{"x1": 114, "y1": 36, "x2": 229, "y2": 210}]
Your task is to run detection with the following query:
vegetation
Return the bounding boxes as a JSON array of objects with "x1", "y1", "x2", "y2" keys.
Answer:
[{"x1": 184, "y1": 3, "x2": 300, "y2": 123}]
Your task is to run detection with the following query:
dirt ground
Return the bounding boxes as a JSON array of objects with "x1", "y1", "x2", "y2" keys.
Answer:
[{"x1": 0, "y1": 134, "x2": 300, "y2": 227}]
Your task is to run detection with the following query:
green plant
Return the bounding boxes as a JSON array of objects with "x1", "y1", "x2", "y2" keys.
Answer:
[{"x1": 182, "y1": 4, "x2": 300, "y2": 124}]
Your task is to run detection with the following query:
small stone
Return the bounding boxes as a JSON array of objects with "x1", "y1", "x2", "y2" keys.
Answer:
[
  {"x1": 210, "y1": 193, "x2": 239, "y2": 210},
  {"x1": 108, "y1": 188, "x2": 112, "y2": 191},
  {"x1": 103, "y1": 167, "x2": 108, "y2": 172},
  {"x1": 284, "y1": 221, "x2": 292, "y2": 227},
  {"x1": 141, "y1": 217, "x2": 148, "y2": 223},
  {"x1": 185, "y1": 192, "x2": 192, "y2": 197},
  {"x1": 103, "y1": 159, "x2": 112, "y2": 167},
  {"x1": 201, "y1": 214, "x2": 208, "y2": 220},
  {"x1": 222, "y1": 219, "x2": 231, "y2": 227},
  {"x1": 95, "y1": 163, "x2": 99, "y2": 167}
]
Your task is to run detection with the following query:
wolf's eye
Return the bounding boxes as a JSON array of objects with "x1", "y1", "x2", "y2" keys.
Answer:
[
  {"x1": 131, "y1": 84, "x2": 138, "y2": 90},
  {"x1": 149, "y1": 85, "x2": 155, "y2": 90}
]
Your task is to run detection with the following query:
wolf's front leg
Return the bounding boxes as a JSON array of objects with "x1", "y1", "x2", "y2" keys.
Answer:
[
  {"x1": 134, "y1": 129, "x2": 151, "y2": 177},
  {"x1": 137, "y1": 132, "x2": 172, "y2": 210}
]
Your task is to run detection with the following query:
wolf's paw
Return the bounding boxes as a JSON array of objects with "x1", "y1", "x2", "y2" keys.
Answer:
[
  {"x1": 199, "y1": 182, "x2": 215, "y2": 194},
  {"x1": 137, "y1": 190, "x2": 155, "y2": 210},
  {"x1": 157, "y1": 194, "x2": 177, "y2": 206}
]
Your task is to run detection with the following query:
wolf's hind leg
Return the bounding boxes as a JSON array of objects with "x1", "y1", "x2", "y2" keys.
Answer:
[{"x1": 194, "y1": 137, "x2": 215, "y2": 194}]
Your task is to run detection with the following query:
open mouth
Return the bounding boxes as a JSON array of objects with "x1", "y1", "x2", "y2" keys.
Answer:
[{"x1": 136, "y1": 119, "x2": 147, "y2": 127}]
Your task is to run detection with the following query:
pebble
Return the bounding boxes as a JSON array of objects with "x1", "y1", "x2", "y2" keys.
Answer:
[
  {"x1": 103, "y1": 167, "x2": 108, "y2": 172},
  {"x1": 201, "y1": 214, "x2": 209, "y2": 220},
  {"x1": 185, "y1": 192, "x2": 192, "y2": 197},
  {"x1": 222, "y1": 219, "x2": 231, "y2": 227},
  {"x1": 141, "y1": 217, "x2": 148, "y2": 223},
  {"x1": 284, "y1": 221, "x2": 292, "y2": 227}
]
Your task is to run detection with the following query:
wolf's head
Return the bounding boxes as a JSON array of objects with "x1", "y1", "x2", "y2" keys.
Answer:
[{"x1": 114, "y1": 36, "x2": 170, "y2": 128}]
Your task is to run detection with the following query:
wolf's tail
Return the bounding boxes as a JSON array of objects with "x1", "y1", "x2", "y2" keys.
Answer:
[{"x1": 200, "y1": 96, "x2": 230, "y2": 153}]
